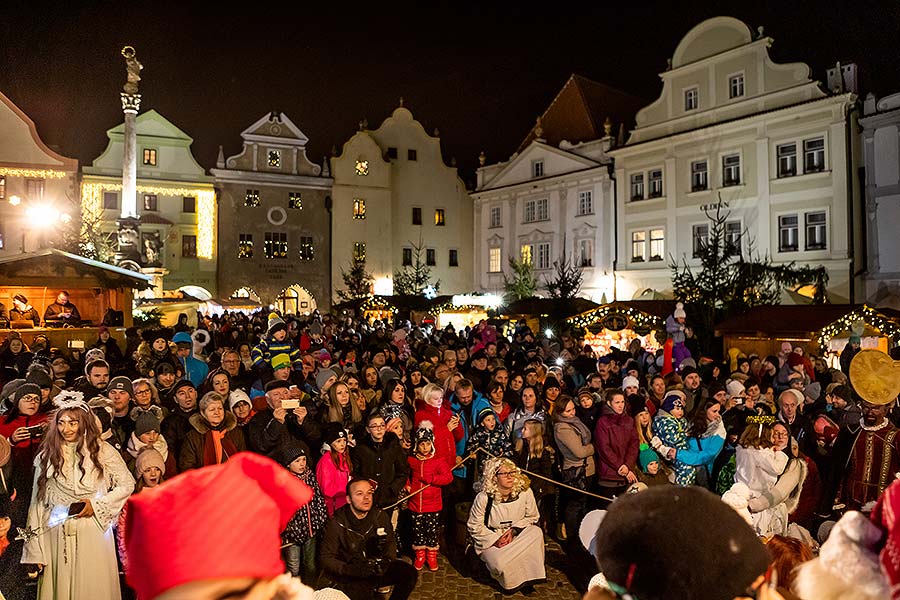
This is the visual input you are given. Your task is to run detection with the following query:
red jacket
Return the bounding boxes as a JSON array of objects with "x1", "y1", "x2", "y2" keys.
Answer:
[
  {"x1": 0, "y1": 412, "x2": 49, "y2": 450},
  {"x1": 594, "y1": 407, "x2": 639, "y2": 482},
  {"x1": 407, "y1": 452, "x2": 453, "y2": 513},
  {"x1": 414, "y1": 405, "x2": 461, "y2": 473}
]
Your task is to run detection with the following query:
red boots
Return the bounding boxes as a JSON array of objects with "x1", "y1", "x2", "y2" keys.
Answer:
[
  {"x1": 414, "y1": 549, "x2": 427, "y2": 571},
  {"x1": 426, "y1": 548, "x2": 439, "y2": 571}
]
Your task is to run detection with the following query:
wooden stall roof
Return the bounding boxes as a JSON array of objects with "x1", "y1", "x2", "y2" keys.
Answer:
[
  {"x1": 503, "y1": 297, "x2": 600, "y2": 319},
  {"x1": 714, "y1": 304, "x2": 900, "y2": 338},
  {"x1": 0, "y1": 249, "x2": 153, "y2": 290}
]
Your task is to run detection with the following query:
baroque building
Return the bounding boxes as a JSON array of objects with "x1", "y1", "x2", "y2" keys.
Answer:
[
  {"x1": 212, "y1": 111, "x2": 332, "y2": 314},
  {"x1": 610, "y1": 16, "x2": 861, "y2": 302}
]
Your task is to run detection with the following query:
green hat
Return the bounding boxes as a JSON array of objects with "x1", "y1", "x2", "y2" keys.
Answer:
[
  {"x1": 638, "y1": 443, "x2": 659, "y2": 472},
  {"x1": 270, "y1": 354, "x2": 291, "y2": 371}
]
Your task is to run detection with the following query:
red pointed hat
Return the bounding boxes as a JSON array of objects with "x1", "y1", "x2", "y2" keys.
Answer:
[{"x1": 124, "y1": 452, "x2": 312, "y2": 600}]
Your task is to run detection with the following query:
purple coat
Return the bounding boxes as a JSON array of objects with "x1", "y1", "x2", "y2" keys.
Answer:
[{"x1": 594, "y1": 405, "x2": 639, "y2": 482}]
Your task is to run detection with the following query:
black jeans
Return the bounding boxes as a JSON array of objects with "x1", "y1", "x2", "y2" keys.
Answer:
[{"x1": 337, "y1": 560, "x2": 418, "y2": 600}]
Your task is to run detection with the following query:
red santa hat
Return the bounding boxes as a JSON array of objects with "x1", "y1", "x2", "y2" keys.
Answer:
[
  {"x1": 871, "y1": 478, "x2": 900, "y2": 598},
  {"x1": 124, "y1": 452, "x2": 313, "y2": 600}
]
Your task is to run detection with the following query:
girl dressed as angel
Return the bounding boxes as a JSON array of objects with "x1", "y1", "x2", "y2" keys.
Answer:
[{"x1": 21, "y1": 390, "x2": 135, "y2": 600}]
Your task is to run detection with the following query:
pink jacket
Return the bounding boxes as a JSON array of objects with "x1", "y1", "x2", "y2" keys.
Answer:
[{"x1": 316, "y1": 450, "x2": 351, "y2": 516}]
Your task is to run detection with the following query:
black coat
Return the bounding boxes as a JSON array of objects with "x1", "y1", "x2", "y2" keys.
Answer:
[
  {"x1": 351, "y1": 434, "x2": 409, "y2": 508},
  {"x1": 320, "y1": 504, "x2": 398, "y2": 579},
  {"x1": 161, "y1": 407, "x2": 197, "y2": 465},
  {"x1": 247, "y1": 407, "x2": 318, "y2": 459}
]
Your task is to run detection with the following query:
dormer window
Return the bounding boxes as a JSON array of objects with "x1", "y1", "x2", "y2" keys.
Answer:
[
  {"x1": 684, "y1": 87, "x2": 699, "y2": 111},
  {"x1": 532, "y1": 160, "x2": 544, "y2": 178}
]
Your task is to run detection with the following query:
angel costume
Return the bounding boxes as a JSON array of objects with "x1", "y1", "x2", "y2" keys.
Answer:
[
  {"x1": 467, "y1": 487, "x2": 545, "y2": 590},
  {"x1": 22, "y1": 441, "x2": 135, "y2": 600}
]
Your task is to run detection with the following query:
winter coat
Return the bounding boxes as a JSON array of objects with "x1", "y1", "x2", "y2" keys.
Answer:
[
  {"x1": 93, "y1": 337, "x2": 124, "y2": 369},
  {"x1": 415, "y1": 404, "x2": 461, "y2": 473},
  {"x1": 653, "y1": 410, "x2": 694, "y2": 486},
  {"x1": 178, "y1": 412, "x2": 246, "y2": 471},
  {"x1": 555, "y1": 418, "x2": 597, "y2": 477},
  {"x1": 406, "y1": 451, "x2": 453, "y2": 513},
  {"x1": 320, "y1": 505, "x2": 398, "y2": 579},
  {"x1": 251, "y1": 335, "x2": 301, "y2": 372},
  {"x1": 317, "y1": 450, "x2": 351, "y2": 516},
  {"x1": 178, "y1": 354, "x2": 209, "y2": 389},
  {"x1": 594, "y1": 406, "x2": 638, "y2": 483},
  {"x1": 449, "y1": 390, "x2": 491, "y2": 478},
  {"x1": 351, "y1": 433, "x2": 410, "y2": 508},
  {"x1": 160, "y1": 407, "x2": 197, "y2": 463},
  {"x1": 282, "y1": 469, "x2": 329, "y2": 546},
  {"x1": 466, "y1": 422, "x2": 513, "y2": 476},
  {"x1": 247, "y1": 407, "x2": 319, "y2": 460}
]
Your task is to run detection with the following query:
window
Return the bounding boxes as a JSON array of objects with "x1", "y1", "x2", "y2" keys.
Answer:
[
  {"x1": 532, "y1": 160, "x2": 544, "y2": 178},
  {"x1": 25, "y1": 178, "x2": 44, "y2": 201},
  {"x1": 536, "y1": 242, "x2": 551, "y2": 270},
  {"x1": 244, "y1": 189, "x2": 260, "y2": 207},
  {"x1": 426, "y1": 248, "x2": 436, "y2": 266},
  {"x1": 143, "y1": 194, "x2": 158, "y2": 211},
  {"x1": 725, "y1": 221, "x2": 742, "y2": 257},
  {"x1": 729, "y1": 74, "x2": 745, "y2": 99},
  {"x1": 182, "y1": 235, "x2": 197, "y2": 258},
  {"x1": 578, "y1": 239, "x2": 593, "y2": 267},
  {"x1": 722, "y1": 154, "x2": 741, "y2": 186},
  {"x1": 142, "y1": 148, "x2": 157, "y2": 166},
  {"x1": 434, "y1": 208, "x2": 445, "y2": 226},
  {"x1": 238, "y1": 234, "x2": 253, "y2": 259},
  {"x1": 402, "y1": 247, "x2": 413, "y2": 266},
  {"x1": 536, "y1": 198, "x2": 548, "y2": 221},
  {"x1": 630, "y1": 173, "x2": 644, "y2": 201},
  {"x1": 267, "y1": 150, "x2": 281, "y2": 168},
  {"x1": 0, "y1": 176, "x2": 5, "y2": 200},
  {"x1": 648, "y1": 169, "x2": 663, "y2": 198},
  {"x1": 412, "y1": 207, "x2": 422, "y2": 225},
  {"x1": 692, "y1": 224, "x2": 709, "y2": 258},
  {"x1": 264, "y1": 232, "x2": 288, "y2": 259},
  {"x1": 353, "y1": 242, "x2": 366, "y2": 261},
  {"x1": 489, "y1": 206, "x2": 502, "y2": 228},
  {"x1": 805, "y1": 212, "x2": 827, "y2": 250},
  {"x1": 299, "y1": 236, "x2": 315, "y2": 260},
  {"x1": 631, "y1": 231, "x2": 646, "y2": 262},
  {"x1": 353, "y1": 198, "x2": 366, "y2": 219},
  {"x1": 182, "y1": 196, "x2": 196, "y2": 213},
  {"x1": 691, "y1": 160, "x2": 708, "y2": 191},
  {"x1": 684, "y1": 87, "x2": 698, "y2": 111},
  {"x1": 577, "y1": 190, "x2": 593, "y2": 216},
  {"x1": 778, "y1": 215, "x2": 799, "y2": 252},
  {"x1": 777, "y1": 143, "x2": 797, "y2": 177},
  {"x1": 289, "y1": 192, "x2": 303, "y2": 209},
  {"x1": 520, "y1": 244, "x2": 533, "y2": 264},
  {"x1": 804, "y1": 138, "x2": 825, "y2": 173},
  {"x1": 355, "y1": 160, "x2": 369, "y2": 176},
  {"x1": 103, "y1": 191, "x2": 118, "y2": 210},
  {"x1": 449, "y1": 249, "x2": 459, "y2": 267},
  {"x1": 524, "y1": 200, "x2": 536, "y2": 223},
  {"x1": 649, "y1": 229, "x2": 665, "y2": 261},
  {"x1": 0, "y1": 228, "x2": 4, "y2": 250},
  {"x1": 489, "y1": 247, "x2": 501, "y2": 272},
  {"x1": 407, "y1": 149, "x2": 417, "y2": 161},
  {"x1": 387, "y1": 147, "x2": 398, "y2": 159}
]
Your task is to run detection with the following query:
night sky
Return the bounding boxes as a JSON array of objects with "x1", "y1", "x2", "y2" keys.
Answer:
[{"x1": 3, "y1": 1, "x2": 899, "y2": 187}]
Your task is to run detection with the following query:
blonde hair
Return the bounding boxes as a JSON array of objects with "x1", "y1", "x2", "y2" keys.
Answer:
[{"x1": 481, "y1": 457, "x2": 530, "y2": 501}]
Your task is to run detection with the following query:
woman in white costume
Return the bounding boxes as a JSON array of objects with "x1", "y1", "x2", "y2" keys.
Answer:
[
  {"x1": 467, "y1": 456, "x2": 545, "y2": 592},
  {"x1": 21, "y1": 391, "x2": 135, "y2": 600}
]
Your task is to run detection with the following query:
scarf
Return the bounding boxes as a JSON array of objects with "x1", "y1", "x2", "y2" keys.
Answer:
[
  {"x1": 127, "y1": 431, "x2": 169, "y2": 461},
  {"x1": 202, "y1": 423, "x2": 238, "y2": 466},
  {"x1": 555, "y1": 413, "x2": 592, "y2": 445}
]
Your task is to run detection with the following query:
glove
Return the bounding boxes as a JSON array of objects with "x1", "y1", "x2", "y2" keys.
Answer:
[{"x1": 348, "y1": 560, "x2": 377, "y2": 578}]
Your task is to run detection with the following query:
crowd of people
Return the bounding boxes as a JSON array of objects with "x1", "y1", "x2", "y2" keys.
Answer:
[{"x1": 0, "y1": 302, "x2": 898, "y2": 600}]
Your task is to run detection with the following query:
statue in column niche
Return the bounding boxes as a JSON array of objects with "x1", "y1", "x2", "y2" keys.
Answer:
[
  {"x1": 141, "y1": 232, "x2": 163, "y2": 267},
  {"x1": 122, "y1": 46, "x2": 142, "y2": 94}
]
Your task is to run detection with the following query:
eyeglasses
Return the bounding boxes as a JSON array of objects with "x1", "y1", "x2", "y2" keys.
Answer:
[
  {"x1": 20, "y1": 396, "x2": 40, "y2": 404},
  {"x1": 135, "y1": 389, "x2": 152, "y2": 396},
  {"x1": 368, "y1": 423, "x2": 386, "y2": 429},
  {"x1": 497, "y1": 471, "x2": 517, "y2": 477}
]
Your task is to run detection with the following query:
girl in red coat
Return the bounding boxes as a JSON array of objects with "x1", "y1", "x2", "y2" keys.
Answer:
[
  {"x1": 406, "y1": 421, "x2": 453, "y2": 571},
  {"x1": 414, "y1": 383, "x2": 461, "y2": 474}
]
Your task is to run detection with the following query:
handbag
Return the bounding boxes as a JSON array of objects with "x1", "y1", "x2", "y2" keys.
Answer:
[{"x1": 561, "y1": 458, "x2": 588, "y2": 491}]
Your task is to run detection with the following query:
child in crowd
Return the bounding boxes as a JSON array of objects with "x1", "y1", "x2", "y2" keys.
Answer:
[
  {"x1": 316, "y1": 424, "x2": 353, "y2": 516},
  {"x1": 251, "y1": 313, "x2": 301, "y2": 375},
  {"x1": 280, "y1": 443, "x2": 328, "y2": 582},
  {"x1": 125, "y1": 411, "x2": 175, "y2": 477},
  {"x1": 465, "y1": 407, "x2": 513, "y2": 477},
  {"x1": 406, "y1": 422, "x2": 453, "y2": 571}
]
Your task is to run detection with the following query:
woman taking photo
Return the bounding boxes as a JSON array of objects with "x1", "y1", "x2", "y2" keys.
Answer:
[
  {"x1": 178, "y1": 391, "x2": 246, "y2": 471},
  {"x1": 22, "y1": 391, "x2": 135, "y2": 600}
]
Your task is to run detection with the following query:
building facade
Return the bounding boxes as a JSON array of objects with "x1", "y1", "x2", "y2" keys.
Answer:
[
  {"x1": 331, "y1": 104, "x2": 473, "y2": 298},
  {"x1": 0, "y1": 91, "x2": 79, "y2": 256},
  {"x1": 610, "y1": 17, "x2": 861, "y2": 302},
  {"x1": 860, "y1": 92, "x2": 900, "y2": 305},
  {"x1": 212, "y1": 111, "x2": 332, "y2": 314},
  {"x1": 82, "y1": 109, "x2": 217, "y2": 296},
  {"x1": 472, "y1": 75, "x2": 644, "y2": 301}
]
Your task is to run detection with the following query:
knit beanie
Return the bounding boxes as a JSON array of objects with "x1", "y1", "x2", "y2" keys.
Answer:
[
  {"x1": 270, "y1": 354, "x2": 291, "y2": 371},
  {"x1": 228, "y1": 389, "x2": 251, "y2": 411},
  {"x1": 414, "y1": 420, "x2": 435, "y2": 446},
  {"x1": 14, "y1": 383, "x2": 41, "y2": 403},
  {"x1": 267, "y1": 312, "x2": 287, "y2": 336},
  {"x1": 626, "y1": 394, "x2": 648, "y2": 418},
  {"x1": 804, "y1": 382, "x2": 822, "y2": 401},
  {"x1": 543, "y1": 376, "x2": 561, "y2": 391},
  {"x1": 277, "y1": 442, "x2": 309, "y2": 468},
  {"x1": 134, "y1": 411, "x2": 161, "y2": 437},
  {"x1": 25, "y1": 368, "x2": 53, "y2": 390},
  {"x1": 638, "y1": 444, "x2": 659, "y2": 472},
  {"x1": 322, "y1": 423, "x2": 348, "y2": 447},
  {"x1": 315, "y1": 368, "x2": 336, "y2": 391},
  {"x1": 621, "y1": 376, "x2": 640, "y2": 390},
  {"x1": 725, "y1": 379, "x2": 745, "y2": 399},
  {"x1": 476, "y1": 406, "x2": 496, "y2": 426},
  {"x1": 134, "y1": 447, "x2": 166, "y2": 477},
  {"x1": 660, "y1": 391, "x2": 686, "y2": 413},
  {"x1": 673, "y1": 302, "x2": 686, "y2": 319},
  {"x1": 107, "y1": 375, "x2": 134, "y2": 397}
]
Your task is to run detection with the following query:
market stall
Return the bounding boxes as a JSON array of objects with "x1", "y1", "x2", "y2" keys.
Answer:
[
  {"x1": 502, "y1": 297, "x2": 600, "y2": 337},
  {"x1": 566, "y1": 301, "x2": 669, "y2": 356},
  {"x1": 432, "y1": 294, "x2": 503, "y2": 330}
]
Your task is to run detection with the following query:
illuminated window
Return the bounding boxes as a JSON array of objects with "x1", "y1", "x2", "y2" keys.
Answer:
[
  {"x1": 435, "y1": 208, "x2": 445, "y2": 226},
  {"x1": 238, "y1": 234, "x2": 253, "y2": 259},
  {"x1": 182, "y1": 235, "x2": 197, "y2": 258},
  {"x1": 0, "y1": 227, "x2": 4, "y2": 250},
  {"x1": 0, "y1": 176, "x2": 5, "y2": 200},
  {"x1": 183, "y1": 196, "x2": 196, "y2": 213},
  {"x1": 426, "y1": 248, "x2": 436, "y2": 266},
  {"x1": 244, "y1": 190, "x2": 260, "y2": 207},
  {"x1": 355, "y1": 160, "x2": 369, "y2": 176},
  {"x1": 520, "y1": 244, "x2": 532, "y2": 264},
  {"x1": 631, "y1": 231, "x2": 646, "y2": 262},
  {"x1": 402, "y1": 248, "x2": 413, "y2": 266},
  {"x1": 142, "y1": 148, "x2": 157, "y2": 166},
  {"x1": 412, "y1": 207, "x2": 422, "y2": 225},
  {"x1": 264, "y1": 232, "x2": 288, "y2": 259},
  {"x1": 103, "y1": 191, "x2": 118, "y2": 210},
  {"x1": 289, "y1": 192, "x2": 303, "y2": 209},
  {"x1": 449, "y1": 249, "x2": 459, "y2": 267},
  {"x1": 299, "y1": 236, "x2": 315, "y2": 260},
  {"x1": 489, "y1": 247, "x2": 501, "y2": 272},
  {"x1": 268, "y1": 150, "x2": 281, "y2": 168},
  {"x1": 143, "y1": 194, "x2": 158, "y2": 211},
  {"x1": 649, "y1": 229, "x2": 665, "y2": 261},
  {"x1": 353, "y1": 242, "x2": 366, "y2": 261},
  {"x1": 353, "y1": 198, "x2": 366, "y2": 219}
]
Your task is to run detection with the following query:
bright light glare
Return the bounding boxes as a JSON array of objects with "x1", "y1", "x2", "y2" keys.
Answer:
[
  {"x1": 26, "y1": 204, "x2": 60, "y2": 224},
  {"x1": 545, "y1": 328, "x2": 553, "y2": 338},
  {"x1": 555, "y1": 357, "x2": 565, "y2": 366},
  {"x1": 373, "y1": 277, "x2": 393, "y2": 296},
  {"x1": 423, "y1": 285, "x2": 437, "y2": 299},
  {"x1": 60, "y1": 213, "x2": 72, "y2": 224},
  {"x1": 8, "y1": 195, "x2": 21, "y2": 206}
]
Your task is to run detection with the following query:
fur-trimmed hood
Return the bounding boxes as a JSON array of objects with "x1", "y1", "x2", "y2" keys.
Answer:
[{"x1": 189, "y1": 411, "x2": 237, "y2": 434}]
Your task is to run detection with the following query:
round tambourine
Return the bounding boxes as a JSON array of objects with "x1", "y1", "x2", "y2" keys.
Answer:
[{"x1": 849, "y1": 349, "x2": 900, "y2": 406}]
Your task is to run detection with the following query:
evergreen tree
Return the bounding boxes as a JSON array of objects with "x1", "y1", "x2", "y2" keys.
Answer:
[
  {"x1": 543, "y1": 250, "x2": 584, "y2": 299},
  {"x1": 58, "y1": 204, "x2": 117, "y2": 263},
  {"x1": 393, "y1": 237, "x2": 440, "y2": 296},
  {"x1": 338, "y1": 256, "x2": 374, "y2": 301},
  {"x1": 503, "y1": 256, "x2": 538, "y2": 301}
]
